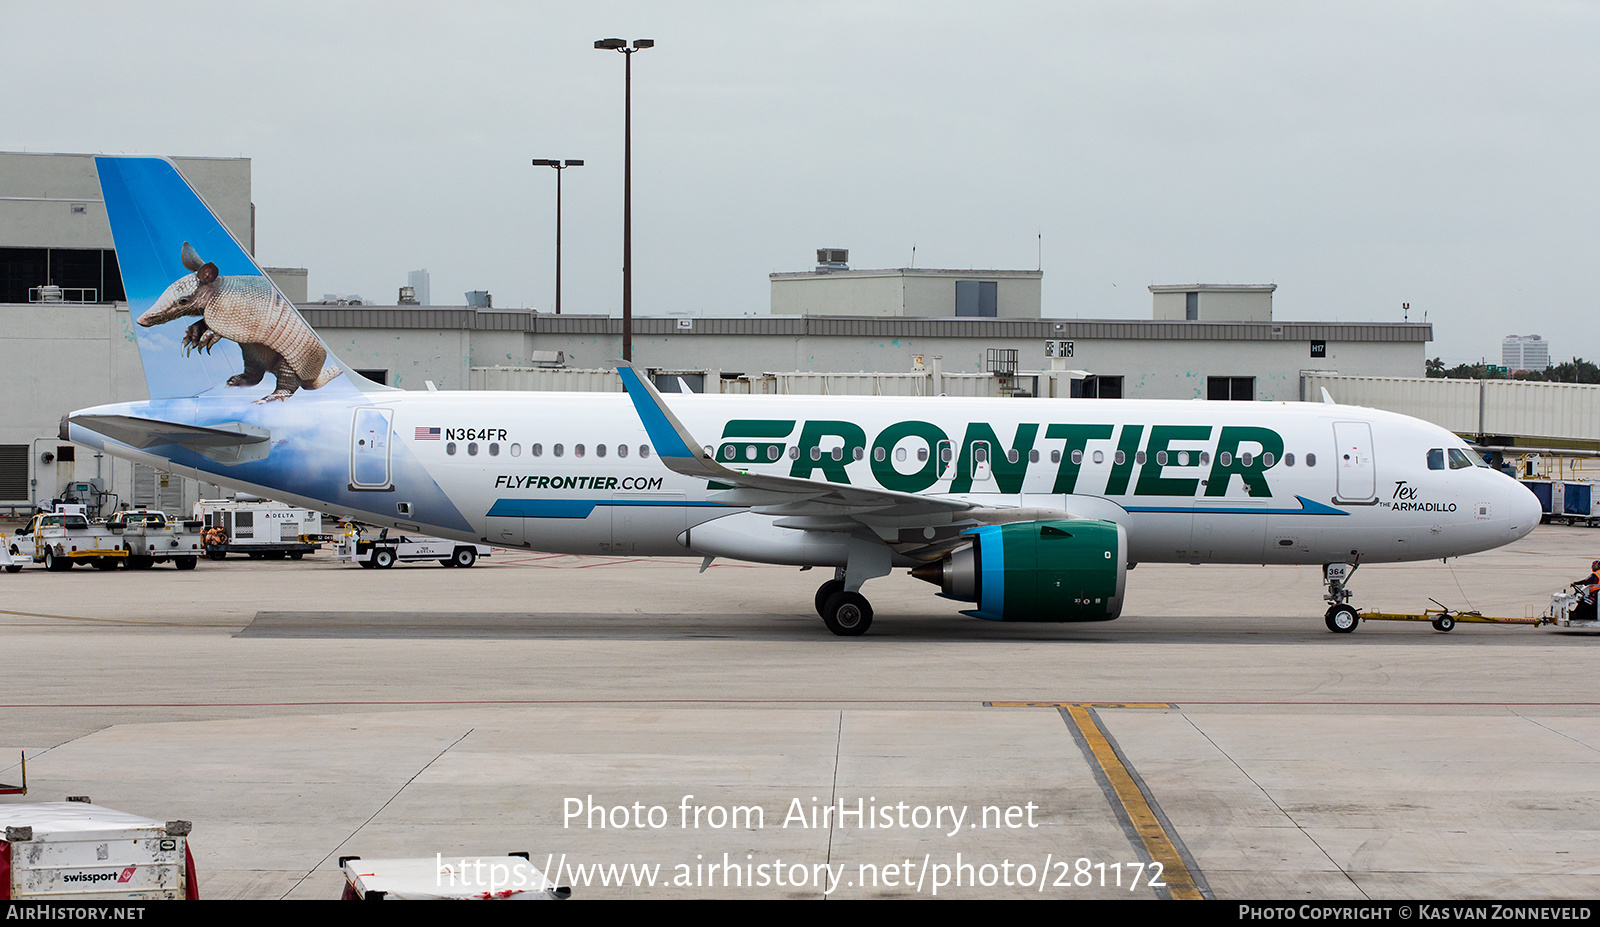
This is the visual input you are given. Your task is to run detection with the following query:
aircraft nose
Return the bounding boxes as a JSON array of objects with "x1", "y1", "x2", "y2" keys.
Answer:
[{"x1": 1507, "y1": 477, "x2": 1541, "y2": 539}]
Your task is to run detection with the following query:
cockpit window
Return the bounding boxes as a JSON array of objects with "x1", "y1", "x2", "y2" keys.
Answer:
[
  {"x1": 1427, "y1": 448, "x2": 1445, "y2": 470},
  {"x1": 1448, "y1": 447, "x2": 1482, "y2": 469}
]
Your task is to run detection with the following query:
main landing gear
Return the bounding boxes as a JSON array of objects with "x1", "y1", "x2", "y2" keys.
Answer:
[
  {"x1": 1323, "y1": 561, "x2": 1360, "y2": 633},
  {"x1": 814, "y1": 554, "x2": 889, "y2": 639},
  {"x1": 809, "y1": 540, "x2": 891, "y2": 637},
  {"x1": 814, "y1": 572, "x2": 873, "y2": 637}
]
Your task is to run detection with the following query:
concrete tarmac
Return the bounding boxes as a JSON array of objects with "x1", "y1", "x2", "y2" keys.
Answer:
[{"x1": 3, "y1": 525, "x2": 1600, "y2": 899}]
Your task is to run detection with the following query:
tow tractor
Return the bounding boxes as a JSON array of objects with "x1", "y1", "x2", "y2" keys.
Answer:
[
  {"x1": 335, "y1": 525, "x2": 492, "y2": 569},
  {"x1": 5, "y1": 507, "x2": 126, "y2": 571},
  {"x1": 105, "y1": 509, "x2": 203, "y2": 569},
  {"x1": 1319, "y1": 560, "x2": 1594, "y2": 634}
]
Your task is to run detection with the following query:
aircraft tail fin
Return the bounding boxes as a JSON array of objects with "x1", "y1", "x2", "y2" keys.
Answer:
[{"x1": 95, "y1": 157, "x2": 369, "y2": 402}]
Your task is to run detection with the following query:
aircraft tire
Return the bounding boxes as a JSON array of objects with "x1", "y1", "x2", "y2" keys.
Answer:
[
  {"x1": 822, "y1": 591, "x2": 873, "y2": 637},
  {"x1": 452, "y1": 547, "x2": 477, "y2": 568},
  {"x1": 373, "y1": 548, "x2": 396, "y2": 569},
  {"x1": 1432, "y1": 615, "x2": 1455, "y2": 633},
  {"x1": 1325, "y1": 605, "x2": 1359, "y2": 634},
  {"x1": 814, "y1": 580, "x2": 845, "y2": 618}
]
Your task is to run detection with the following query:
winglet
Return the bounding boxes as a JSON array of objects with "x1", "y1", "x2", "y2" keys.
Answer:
[
  {"x1": 1320, "y1": 387, "x2": 1336, "y2": 405},
  {"x1": 617, "y1": 363, "x2": 725, "y2": 481}
]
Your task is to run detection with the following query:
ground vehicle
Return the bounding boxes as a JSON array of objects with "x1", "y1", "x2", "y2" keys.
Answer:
[
  {"x1": 339, "y1": 854, "x2": 567, "y2": 900},
  {"x1": 10, "y1": 511, "x2": 125, "y2": 571},
  {"x1": 336, "y1": 526, "x2": 491, "y2": 568},
  {"x1": 105, "y1": 509, "x2": 203, "y2": 569},
  {"x1": 193, "y1": 498, "x2": 322, "y2": 559},
  {"x1": 0, "y1": 801, "x2": 198, "y2": 900}
]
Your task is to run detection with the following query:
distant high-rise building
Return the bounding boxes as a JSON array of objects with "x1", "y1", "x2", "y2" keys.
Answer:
[
  {"x1": 407, "y1": 269, "x2": 431, "y2": 307},
  {"x1": 1502, "y1": 334, "x2": 1550, "y2": 371}
]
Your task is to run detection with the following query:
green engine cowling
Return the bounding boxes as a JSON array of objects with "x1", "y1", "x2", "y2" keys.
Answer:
[{"x1": 911, "y1": 519, "x2": 1127, "y2": 622}]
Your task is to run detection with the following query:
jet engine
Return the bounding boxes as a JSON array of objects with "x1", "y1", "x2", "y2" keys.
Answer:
[{"x1": 911, "y1": 519, "x2": 1127, "y2": 622}]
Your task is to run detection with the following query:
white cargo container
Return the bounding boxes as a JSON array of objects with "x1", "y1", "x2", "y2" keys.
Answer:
[
  {"x1": 339, "y1": 854, "x2": 567, "y2": 900},
  {"x1": 0, "y1": 802, "x2": 197, "y2": 900}
]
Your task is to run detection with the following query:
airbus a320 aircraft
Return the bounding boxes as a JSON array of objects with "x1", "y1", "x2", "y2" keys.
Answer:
[{"x1": 64, "y1": 157, "x2": 1541, "y2": 636}]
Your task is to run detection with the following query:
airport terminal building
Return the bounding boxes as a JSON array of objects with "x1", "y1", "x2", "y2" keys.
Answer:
[{"x1": 0, "y1": 152, "x2": 1431, "y2": 515}]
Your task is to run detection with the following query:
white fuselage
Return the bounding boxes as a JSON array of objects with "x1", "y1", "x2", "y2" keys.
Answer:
[{"x1": 75, "y1": 391, "x2": 1540, "y2": 568}]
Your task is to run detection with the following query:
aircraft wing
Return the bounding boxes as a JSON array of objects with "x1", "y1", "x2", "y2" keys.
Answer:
[{"x1": 618, "y1": 365, "x2": 1059, "y2": 557}]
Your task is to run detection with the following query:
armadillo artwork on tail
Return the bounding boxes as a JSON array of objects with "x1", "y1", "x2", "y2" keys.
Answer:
[{"x1": 137, "y1": 242, "x2": 342, "y2": 403}]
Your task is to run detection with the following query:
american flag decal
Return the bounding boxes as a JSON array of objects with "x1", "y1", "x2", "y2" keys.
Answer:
[{"x1": 415, "y1": 427, "x2": 441, "y2": 441}]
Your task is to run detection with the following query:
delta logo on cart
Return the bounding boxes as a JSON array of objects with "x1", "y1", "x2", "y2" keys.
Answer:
[{"x1": 60, "y1": 867, "x2": 137, "y2": 884}]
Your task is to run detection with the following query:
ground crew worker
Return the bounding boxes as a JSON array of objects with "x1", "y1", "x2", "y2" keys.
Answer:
[{"x1": 1573, "y1": 561, "x2": 1600, "y2": 622}]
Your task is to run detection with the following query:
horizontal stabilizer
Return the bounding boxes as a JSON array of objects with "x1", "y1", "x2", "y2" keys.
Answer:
[{"x1": 67, "y1": 414, "x2": 271, "y2": 465}]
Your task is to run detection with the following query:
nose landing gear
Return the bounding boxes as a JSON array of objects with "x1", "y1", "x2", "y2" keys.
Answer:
[{"x1": 1323, "y1": 561, "x2": 1360, "y2": 633}]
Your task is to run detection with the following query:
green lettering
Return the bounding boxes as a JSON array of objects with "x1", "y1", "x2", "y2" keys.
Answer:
[
  {"x1": 870, "y1": 420, "x2": 948, "y2": 492},
  {"x1": 1045, "y1": 424, "x2": 1114, "y2": 493},
  {"x1": 790, "y1": 420, "x2": 867, "y2": 483},
  {"x1": 1134, "y1": 425, "x2": 1212, "y2": 496},
  {"x1": 1205, "y1": 426, "x2": 1284, "y2": 497},
  {"x1": 1104, "y1": 424, "x2": 1144, "y2": 496},
  {"x1": 949, "y1": 423, "x2": 1039, "y2": 493}
]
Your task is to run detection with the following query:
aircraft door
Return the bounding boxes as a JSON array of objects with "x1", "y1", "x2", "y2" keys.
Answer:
[
  {"x1": 350, "y1": 408, "x2": 394, "y2": 491},
  {"x1": 971, "y1": 440, "x2": 993, "y2": 485},
  {"x1": 610, "y1": 493, "x2": 689, "y2": 556},
  {"x1": 1332, "y1": 421, "x2": 1376, "y2": 503},
  {"x1": 936, "y1": 440, "x2": 956, "y2": 480}
]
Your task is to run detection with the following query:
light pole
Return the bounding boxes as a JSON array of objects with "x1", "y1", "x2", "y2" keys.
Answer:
[
  {"x1": 594, "y1": 37, "x2": 652, "y2": 362},
  {"x1": 530, "y1": 159, "x2": 583, "y2": 315}
]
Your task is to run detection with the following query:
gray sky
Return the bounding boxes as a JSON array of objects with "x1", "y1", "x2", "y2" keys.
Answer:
[{"x1": 9, "y1": 1, "x2": 1597, "y2": 365}]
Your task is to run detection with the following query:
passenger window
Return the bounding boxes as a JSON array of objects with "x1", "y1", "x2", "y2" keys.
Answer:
[
  {"x1": 467, "y1": 442, "x2": 479, "y2": 456},
  {"x1": 510, "y1": 443, "x2": 521, "y2": 457},
  {"x1": 531, "y1": 443, "x2": 542, "y2": 457},
  {"x1": 1071, "y1": 449, "x2": 1083, "y2": 465},
  {"x1": 1284, "y1": 453, "x2": 1294, "y2": 466},
  {"x1": 1029, "y1": 449, "x2": 1040, "y2": 464},
  {"x1": 1220, "y1": 451, "x2": 1232, "y2": 467},
  {"x1": 640, "y1": 445, "x2": 651, "y2": 459},
  {"x1": 1305, "y1": 453, "x2": 1316, "y2": 467},
  {"x1": 874, "y1": 447, "x2": 886, "y2": 462},
  {"x1": 575, "y1": 444, "x2": 585, "y2": 458},
  {"x1": 1428, "y1": 448, "x2": 1446, "y2": 470},
  {"x1": 1156, "y1": 451, "x2": 1168, "y2": 466},
  {"x1": 1006, "y1": 449, "x2": 1019, "y2": 464},
  {"x1": 1262, "y1": 452, "x2": 1274, "y2": 467},
  {"x1": 553, "y1": 444, "x2": 564, "y2": 457},
  {"x1": 897, "y1": 448, "x2": 907, "y2": 462},
  {"x1": 1136, "y1": 451, "x2": 1147, "y2": 465},
  {"x1": 446, "y1": 442, "x2": 457, "y2": 455},
  {"x1": 489, "y1": 443, "x2": 499, "y2": 456},
  {"x1": 1051, "y1": 450, "x2": 1061, "y2": 464},
  {"x1": 1114, "y1": 450, "x2": 1125, "y2": 465},
  {"x1": 617, "y1": 444, "x2": 628, "y2": 458},
  {"x1": 597, "y1": 444, "x2": 607, "y2": 458},
  {"x1": 771, "y1": 446, "x2": 783, "y2": 461}
]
